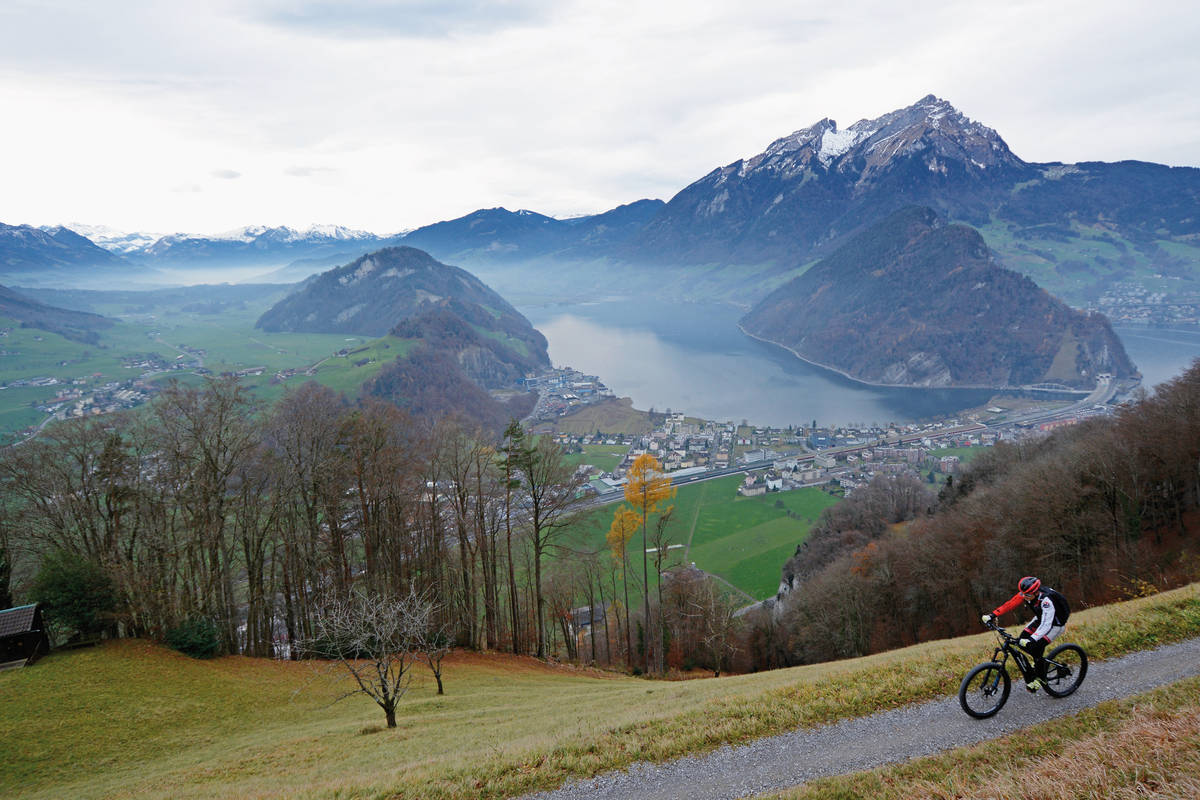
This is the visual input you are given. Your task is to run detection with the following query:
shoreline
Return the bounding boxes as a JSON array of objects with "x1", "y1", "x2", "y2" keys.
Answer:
[{"x1": 736, "y1": 324, "x2": 1092, "y2": 395}]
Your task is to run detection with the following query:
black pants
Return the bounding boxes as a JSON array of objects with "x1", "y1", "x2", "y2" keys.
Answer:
[{"x1": 1020, "y1": 636, "x2": 1048, "y2": 680}]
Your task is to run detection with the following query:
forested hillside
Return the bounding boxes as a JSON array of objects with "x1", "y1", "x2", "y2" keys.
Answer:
[
  {"x1": 741, "y1": 206, "x2": 1136, "y2": 388},
  {"x1": 754, "y1": 361, "x2": 1200, "y2": 668}
]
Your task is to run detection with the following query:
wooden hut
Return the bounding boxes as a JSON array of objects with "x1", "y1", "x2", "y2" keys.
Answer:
[{"x1": 0, "y1": 603, "x2": 51, "y2": 669}]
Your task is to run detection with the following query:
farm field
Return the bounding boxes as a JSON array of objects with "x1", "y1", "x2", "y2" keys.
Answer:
[
  {"x1": 569, "y1": 476, "x2": 839, "y2": 601},
  {"x1": 2, "y1": 585, "x2": 1197, "y2": 800},
  {"x1": 0, "y1": 296, "x2": 411, "y2": 441},
  {"x1": 561, "y1": 443, "x2": 630, "y2": 476}
]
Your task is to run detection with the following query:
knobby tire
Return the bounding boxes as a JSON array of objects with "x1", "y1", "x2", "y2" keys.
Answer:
[
  {"x1": 959, "y1": 661, "x2": 1011, "y2": 719},
  {"x1": 1042, "y1": 643, "x2": 1088, "y2": 698}
]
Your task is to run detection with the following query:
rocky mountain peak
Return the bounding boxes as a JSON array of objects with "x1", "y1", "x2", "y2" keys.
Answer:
[
  {"x1": 726, "y1": 95, "x2": 1023, "y2": 186},
  {"x1": 849, "y1": 94, "x2": 1022, "y2": 177}
]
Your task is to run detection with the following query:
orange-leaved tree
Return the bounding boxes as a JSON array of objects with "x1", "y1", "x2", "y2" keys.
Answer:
[
  {"x1": 607, "y1": 505, "x2": 640, "y2": 669},
  {"x1": 624, "y1": 453, "x2": 675, "y2": 674}
]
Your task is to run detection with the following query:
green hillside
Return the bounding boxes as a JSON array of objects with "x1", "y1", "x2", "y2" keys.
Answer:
[
  {"x1": 2, "y1": 585, "x2": 1197, "y2": 800},
  {"x1": 570, "y1": 477, "x2": 840, "y2": 601}
]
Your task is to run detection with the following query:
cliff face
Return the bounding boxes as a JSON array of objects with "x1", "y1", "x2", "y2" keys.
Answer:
[{"x1": 740, "y1": 206, "x2": 1136, "y2": 388}]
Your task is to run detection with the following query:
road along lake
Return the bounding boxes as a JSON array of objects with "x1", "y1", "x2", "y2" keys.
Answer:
[{"x1": 519, "y1": 301, "x2": 1200, "y2": 428}]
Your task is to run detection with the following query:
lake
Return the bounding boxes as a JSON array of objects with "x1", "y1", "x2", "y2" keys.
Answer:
[{"x1": 518, "y1": 301, "x2": 1200, "y2": 428}]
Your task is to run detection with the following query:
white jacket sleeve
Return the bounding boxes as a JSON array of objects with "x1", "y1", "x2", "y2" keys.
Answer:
[{"x1": 1029, "y1": 596, "x2": 1055, "y2": 639}]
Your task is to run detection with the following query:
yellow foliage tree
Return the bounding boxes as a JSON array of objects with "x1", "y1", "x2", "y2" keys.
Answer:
[
  {"x1": 623, "y1": 453, "x2": 675, "y2": 674},
  {"x1": 607, "y1": 506, "x2": 640, "y2": 668}
]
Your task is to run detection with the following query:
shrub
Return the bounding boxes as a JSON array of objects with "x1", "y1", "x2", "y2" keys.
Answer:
[
  {"x1": 29, "y1": 549, "x2": 117, "y2": 640},
  {"x1": 165, "y1": 616, "x2": 221, "y2": 659}
]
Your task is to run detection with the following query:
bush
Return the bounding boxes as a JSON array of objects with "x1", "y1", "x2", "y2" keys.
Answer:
[
  {"x1": 29, "y1": 549, "x2": 117, "y2": 640},
  {"x1": 165, "y1": 616, "x2": 221, "y2": 659}
]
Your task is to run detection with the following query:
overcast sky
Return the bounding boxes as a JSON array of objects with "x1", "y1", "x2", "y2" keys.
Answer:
[{"x1": 1, "y1": 0, "x2": 1197, "y2": 236}]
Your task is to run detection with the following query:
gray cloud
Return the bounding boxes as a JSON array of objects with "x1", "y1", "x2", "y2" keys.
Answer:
[
  {"x1": 285, "y1": 166, "x2": 337, "y2": 177},
  {"x1": 211, "y1": 169, "x2": 242, "y2": 179},
  {"x1": 255, "y1": 0, "x2": 554, "y2": 39}
]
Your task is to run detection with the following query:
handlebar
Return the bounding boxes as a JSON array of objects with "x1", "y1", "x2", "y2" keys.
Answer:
[{"x1": 983, "y1": 619, "x2": 1017, "y2": 642}]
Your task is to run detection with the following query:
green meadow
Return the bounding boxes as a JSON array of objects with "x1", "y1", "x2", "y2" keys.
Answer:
[
  {"x1": 0, "y1": 298, "x2": 414, "y2": 440},
  {"x1": 572, "y1": 476, "x2": 839, "y2": 601}
]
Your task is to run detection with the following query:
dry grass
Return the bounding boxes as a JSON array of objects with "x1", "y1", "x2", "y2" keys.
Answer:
[
  {"x1": 773, "y1": 676, "x2": 1200, "y2": 800},
  {"x1": 1, "y1": 584, "x2": 1198, "y2": 799}
]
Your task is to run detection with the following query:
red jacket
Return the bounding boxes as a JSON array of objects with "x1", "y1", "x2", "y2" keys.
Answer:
[{"x1": 992, "y1": 588, "x2": 1070, "y2": 640}]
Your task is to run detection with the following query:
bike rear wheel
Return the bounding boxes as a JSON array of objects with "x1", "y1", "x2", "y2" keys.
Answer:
[
  {"x1": 1043, "y1": 643, "x2": 1087, "y2": 697},
  {"x1": 959, "y1": 661, "x2": 1011, "y2": 718}
]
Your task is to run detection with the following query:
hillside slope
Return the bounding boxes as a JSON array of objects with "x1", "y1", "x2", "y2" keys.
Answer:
[
  {"x1": 740, "y1": 206, "x2": 1136, "y2": 388},
  {"x1": 0, "y1": 283, "x2": 113, "y2": 344},
  {"x1": 2, "y1": 587, "x2": 1196, "y2": 800},
  {"x1": 257, "y1": 246, "x2": 549, "y2": 430}
]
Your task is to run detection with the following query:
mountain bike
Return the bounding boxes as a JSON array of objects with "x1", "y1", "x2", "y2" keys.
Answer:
[{"x1": 958, "y1": 620, "x2": 1088, "y2": 718}]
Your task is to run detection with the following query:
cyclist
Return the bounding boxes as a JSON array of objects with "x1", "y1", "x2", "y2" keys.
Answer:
[{"x1": 981, "y1": 576, "x2": 1071, "y2": 692}]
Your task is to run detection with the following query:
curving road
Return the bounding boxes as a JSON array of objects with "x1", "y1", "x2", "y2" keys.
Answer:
[{"x1": 520, "y1": 636, "x2": 1200, "y2": 800}]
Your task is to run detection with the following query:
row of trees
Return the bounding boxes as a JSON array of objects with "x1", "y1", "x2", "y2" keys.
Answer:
[
  {"x1": 0, "y1": 379, "x2": 581, "y2": 660},
  {"x1": 754, "y1": 362, "x2": 1200, "y2": 667},
  {"x1": 0, "y1": 376, "x2": 743, "y2": 676}
]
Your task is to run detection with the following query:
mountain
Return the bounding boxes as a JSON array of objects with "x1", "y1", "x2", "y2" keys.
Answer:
[
  {"x1": 256, "y1": 246, "x2": 549, "y2": 429},
  {"x1": 627, "y1": 95, "x2": 1028, "y2": 267},
  {"x1": 256, "y1": 246, "x2": 541, "y2": 341},
  {"x1": 60, "y1": 223, "x2": 165, "y2": 255},
  {"x1": 0, "y1": 222, "x2": 131, "y2": 274},
  {"x1": 620, "y1": 95, "x2": 1200, "y2": 302},
  {"x1": 133, "y1": 225, "x2": 396, "y2": 269},
  {"x1": 390, "y1": 96, "x2": 1198, "y2": 306},
  {"x1": 740, "y1": 206, "x2": 1136, "y2": 389},
  {"x1": 0, "y1": 283, "x2": 113, "y2": 344},
  {"x1": 400, "y1": 199, "x2": 665, "y2": 263}
]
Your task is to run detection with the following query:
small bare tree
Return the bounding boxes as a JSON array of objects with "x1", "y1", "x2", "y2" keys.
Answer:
[{"x1": 304, "y1": 590, "x2": 432, "y2": 728}]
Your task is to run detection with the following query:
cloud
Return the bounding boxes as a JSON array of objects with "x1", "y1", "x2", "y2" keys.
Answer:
[
  {"x1": 253, "y1": 0, "x2": 555, "y2": 39},
  {"x1": 211, "y1": 169, "x2": 242, "y2": 179},
  {"x1": 285, "y1": 165, "x2": 337, "y2": 177}
]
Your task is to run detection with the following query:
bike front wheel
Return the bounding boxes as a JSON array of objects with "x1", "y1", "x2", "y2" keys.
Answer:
[
  {"x1": 959, "y1": 661, "x2": 1011, "y2": 718},
  {"x1": 1043, "y1": 643, "x2": 1088, "y2": 697}
]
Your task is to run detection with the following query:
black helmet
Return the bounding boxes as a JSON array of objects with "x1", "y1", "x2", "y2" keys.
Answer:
[{"x1": 1018, "y1": 576, "x2": 1041, "y2": 598}]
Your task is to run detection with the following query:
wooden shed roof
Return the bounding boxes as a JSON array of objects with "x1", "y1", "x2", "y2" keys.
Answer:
[{"x1": 0, "y1": 604, "x2": 40, "y2": 638}]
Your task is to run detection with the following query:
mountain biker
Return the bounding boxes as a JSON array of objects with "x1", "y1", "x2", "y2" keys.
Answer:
[{"x1": 981, "y1": 576, "x2": 1070, "y2": 692}]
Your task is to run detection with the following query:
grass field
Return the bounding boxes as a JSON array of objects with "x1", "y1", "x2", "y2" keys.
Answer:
[
  {"x1": 562, "y1": 443, "x2": 630, "y2": 476},
  {"x1": 530, "y1": 397, "x2": 655, "y2": 436},
  {"x1": 3, "y1": 584, "x2": 1198, "y2": 799},
  {"x1": 569, "y1": 477, "x2": 839, "y2": 601},
  {"x1": 0, "y1": 298, "x2": 412, "y2": 440}
]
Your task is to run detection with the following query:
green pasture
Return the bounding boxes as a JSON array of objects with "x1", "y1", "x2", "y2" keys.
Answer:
[
  {"x1": 562, "y1": 444, "x2": 629, "y2": 475},
  {"x1": 570, "y1": 476, "x2": 839, "y2": 601},
  {"x1": 0, "y1": 299, "x2": 418, "y2": 439}
]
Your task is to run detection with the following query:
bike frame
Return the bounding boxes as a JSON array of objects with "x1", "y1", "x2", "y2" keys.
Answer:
[{"x1": 988, "y1": 624, "x2": 1060, "y2": 681}]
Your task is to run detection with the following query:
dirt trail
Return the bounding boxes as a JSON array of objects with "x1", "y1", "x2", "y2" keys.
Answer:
[{"x1": 521, "y1": 636, "x2": 1200, "y2": 800}]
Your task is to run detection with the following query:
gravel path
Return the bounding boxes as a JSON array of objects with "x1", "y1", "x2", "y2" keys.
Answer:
[{"x1": 520, "y1": 636, "x2": 1200, "y2": 800}]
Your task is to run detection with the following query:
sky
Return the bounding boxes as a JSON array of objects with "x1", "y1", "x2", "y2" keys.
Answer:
[{"x1": 1, "y1": 0, "x2": 1197, "y2": 237}]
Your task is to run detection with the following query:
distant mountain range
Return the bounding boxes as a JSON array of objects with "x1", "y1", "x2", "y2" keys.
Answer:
[
  {"x1": 741, "y1": 206, "x2": 1136, "y2": 388},
  {"x1": 5, "y1": 95, "x2": 1198, "y2": 307},
  {"x1": 1, "y1": 223, "x2": 130, "y2": 273}
]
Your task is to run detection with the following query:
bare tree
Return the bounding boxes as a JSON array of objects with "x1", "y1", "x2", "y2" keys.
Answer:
[
  {"x1": 508, "y1": 428, "x2": 584, "y2": 658},
  {"x1": 303, "y1": 589, "x2": 433, "y2": 728}
]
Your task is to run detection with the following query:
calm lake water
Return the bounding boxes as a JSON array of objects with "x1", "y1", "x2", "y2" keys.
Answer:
[{"x1": 518, "y1": 301, "x2": 1200, "y2": 428}]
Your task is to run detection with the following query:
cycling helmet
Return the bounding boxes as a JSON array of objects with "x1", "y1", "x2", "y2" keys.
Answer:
[{"x1": 1018, "y1": 576, "x2": 1041, "y2": 598}]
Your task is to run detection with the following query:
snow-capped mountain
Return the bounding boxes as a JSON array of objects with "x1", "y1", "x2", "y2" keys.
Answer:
[
  {"x1": 736, "y1": 94, "x2": 1023, "y2": 182},
  {"x1": 626, "y1": 94, "x2": 1036, "y2": 266},
  {"x1": 1, "y1": 222, "x2": 129, "y2": 271},
  {"x1": 60, "y1": 223, "x2": 165, "y2": 255},
  {"x1": 135, "y1": 224, "x2": 395, "y2": 267}
]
